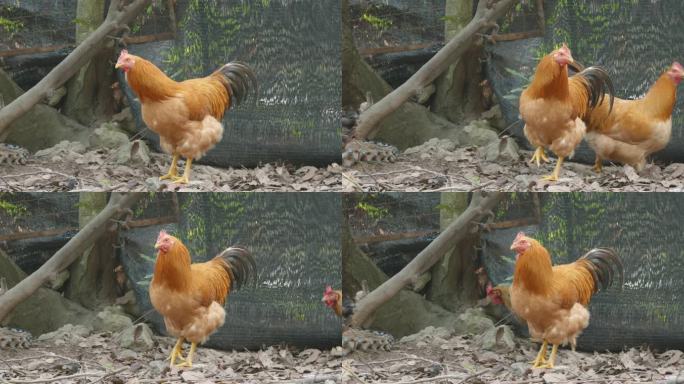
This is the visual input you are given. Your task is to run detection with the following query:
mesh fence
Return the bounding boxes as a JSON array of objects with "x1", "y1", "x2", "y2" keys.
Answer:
[
  {"x1": 487, "y1": 0, "x2": 684, "y2": 163},
  {"x1": 0, "y1": 192, "x2": 342, "y2": 350},
  {"x1": 349, "y1": 0, "x2": 446, "y2": 88},
  {"x1": 0, "y1": 0, "x2": 341, "y2": 167},
  {"x1": 345, "y1": 192, "x2": 684, "y2": 352}
]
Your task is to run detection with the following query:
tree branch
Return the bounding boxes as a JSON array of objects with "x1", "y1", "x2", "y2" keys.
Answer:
[
  {"x1": 0, "y1": 0, "x2": 152, "y2": 140},
  {"x1": 350, "y1": 192, "x2": 504, "y2": 328},
  {"x1": 0, "y1": 193, "x2": 144, "y2": 322},
  {"x1": 354, "y1": 0, "x2": 518, "y2": 140}
]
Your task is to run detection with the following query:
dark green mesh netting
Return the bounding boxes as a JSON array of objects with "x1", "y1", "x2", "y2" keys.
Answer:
[
  {"x1": 0, "y1": 0, "x2": 341, "y2": 167},
  {"x1": 0, "y1": 193, "x2": 342, "y2": 350},
  {"x1": 345, "y1": 193, "x2": 684, "y2": 352},
  {"x1": 487, "y1": 0, "x2": 684, "y2": 163}
]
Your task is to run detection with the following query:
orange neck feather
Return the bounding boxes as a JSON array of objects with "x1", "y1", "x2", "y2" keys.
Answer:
[
  {"x1": 334, "y1": 291, "x2": 343, "y2": 316},
  {"x1": 153, "y1": 239, "x2": 192, "y2": 290},
  {"x1": 513, "y1": 240, "x2": 554, "y2": 294},
  {"x1": 643, "y1": 72, "x2": 678, "y2": 120},
  {"x1": 527, "y1": 54, "x2": 569, "y2": 99},
  {"x1": 127, "y1": 57, "x2": 180, "y2": 102}
]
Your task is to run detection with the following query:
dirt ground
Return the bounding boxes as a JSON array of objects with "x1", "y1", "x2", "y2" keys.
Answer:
[
  {"x1": 344, "y1": 327, "x2": 683, "y2": 384},
  {"x1": 0, "y1": 147, "x2": 343, "y2": 192},
  {"x1": 0, "y1": 331, "x2": 343, "y2": 383},
  {"x1": 342, "y1": 145, "x2": 684, "y2": 192}
]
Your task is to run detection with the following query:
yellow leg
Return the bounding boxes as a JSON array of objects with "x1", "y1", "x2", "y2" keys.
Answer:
[
  {"x1": 593, "y1": 155, "x2": 603, "y2": 173},
  {"x1": 160, "y1": 153, "x2": 180, "y2": 180},
  {"x1": 531, "y1": 340, "x2": 548, "y2": 368},
  {"x1": 537, "y1": 344, "x2": 559, "y2": 369},
  {"x1": 172, "y1": 158, "x2": 193, "y2": 184},
  {"x1": 529, "y1": 147, "x2": 550, "y2": 167},
  {"x1": 542, "y1": 156, "x2": 564, "y2": 181},
  {"x1": 176, "y1": 342, "x2": 197, "y2": 368},
  {"x1": 167, "y1": 337, "x2": 186, "y2": 367}
]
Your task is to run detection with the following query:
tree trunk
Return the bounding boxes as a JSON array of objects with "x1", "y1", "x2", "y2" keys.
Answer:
[
  {"x1": 341, "y1": 0, "x2": 464, "y2": 149},
  {"x1": 342, "y1": 221, "x2": 462, "y2": 336},
  {"x1": 65, "y1": 193, "x2": 118, "y2": 309},
  {"x1": 350, "y1": 192, "x2": 504, "y2": 328},
  {"x1": 428, "y1": 193, "x2": 480, "y2": 311},
  {"x1": 63, "y1": 0, "x2": 117, "y2": 125},
  {"x1": 0, "y1": 0, "x2": 152, "y2": 140},
  {"x1": 354, "y1": 0, "x2": 518, "y2": 140},
  {"x1": 0, "y1": 193, "x2": 143, "y2": 322},
  {"x1": 431, "y1": 0, "x2": 485, "y2": 123}
]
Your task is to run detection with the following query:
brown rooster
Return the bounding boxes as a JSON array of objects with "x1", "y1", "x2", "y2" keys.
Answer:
[
  {"x1": 150, "y1": 230, "x2": 256, "y2": 367},
  {"x1": 115, "y1": 50, "x2": 256, "y2": 183}
]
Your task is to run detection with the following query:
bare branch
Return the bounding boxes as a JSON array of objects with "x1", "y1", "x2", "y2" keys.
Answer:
[
  {"x1": 0, "y1": 0, "x2": 152, "y2": 139},
  {"x1": 354, "y1": 0, "x2": 518, "y2": 139},
  {"x1": 350, "y1": 192, "x2": 504, "y2": 327},
  {"x1": 0, "y1": 193, "x2": 144, "y2": 322}
]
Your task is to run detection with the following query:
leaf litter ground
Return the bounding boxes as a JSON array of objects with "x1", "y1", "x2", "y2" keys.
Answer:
[
  {"x1": 343, "y1": 326, "x2": 683, "y2": 384},
  {"x1": 342, "y1": 144, "x2": 684, "y2": 192},
  {"x1": 0, "y1": 146, "x2": 343, "y2": 192},
  {"x1": 0, "y1": 331, "x2": 343, "y2": 383}
]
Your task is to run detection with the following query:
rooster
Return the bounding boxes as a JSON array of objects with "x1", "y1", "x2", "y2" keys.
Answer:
[
  {"x1": 586, "y1": 62, "x2": 683, "y2": 172},
  {"x1": 150, "y1": 230, "x2": 257, "y2": 367},
  {"x1": 322, "y1": 286, "x2": 355, "y2": 319},
  {"x1": 519, "y1": 43, "x2": 614, "y2": 181},
  {"x1": 509, "y1": 232, "x2": 623, "y2": 369},
  {"x1": 115, "y1": 50, "x2": 256, "y2": 183}
]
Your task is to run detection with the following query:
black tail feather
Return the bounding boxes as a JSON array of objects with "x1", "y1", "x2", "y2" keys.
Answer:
[
  {"x1": 580, "y1": 247, "x2": 624, "y2": 293},
  {"x1": 575, "y1": 66, "x2": 615, "y2": 113},
  {"x1": 214, "y1": 62, "x2": 257, "y2": 109},
  {"x1": 216, "y1": 246, "x2": 257, "y2": 291}
]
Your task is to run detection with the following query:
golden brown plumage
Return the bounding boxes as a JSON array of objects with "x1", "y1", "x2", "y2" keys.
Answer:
[
  {"x1": 115, "y1": 50, "x2": 256, "y2": 183},
  {"x1": 586, "y1": 62, "x2": 683, "y2": 172},
  {"x1": 509, "y1": 232, "x2": 622, "y2": 369},
  {"x1": 519, "y1": 44, "x2": 614, "y2": 181},
  {"x1": 322, "y1": 286, "x2": 343, "y2": 317},
  {"x1": 150, "y1": 230, "x2": 256, "y2": 367}
]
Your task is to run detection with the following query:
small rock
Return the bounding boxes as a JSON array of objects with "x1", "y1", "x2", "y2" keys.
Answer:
[
  {"x1": 114, "y1": 140, "x2": 150, "y2": 165},
  {"x1": 145, "y1": 177, "x2": 163, "y2": 191},
  {"x1": 479, "y1": 137, "x2": 520, "y2": 163},
  {"x1": 457, "y1": 308, "x2": 494, "y2": 334},
  {"x1": 480, "y1": 325, "x2": 516, "y2": 352},
  {"x1": 96, "y1": 306, "x2": 133, "y2": 332},
  {"x1": 38, "y1": 324, "x2": 92, "y2": 342},
  {"x1": 114, "y1": 323, "x2": 155, "y2": 351},
  {"x1": 510, "y1": 362, "x2": 529, "y2": 376},
  {"x1": 148, "y1": 360, "x2": 167, "y2": 376},
  {"x1": 34, "y1": 140, "x2": 87, "y2": 157},
  {"x1": 90, "y1": 122, "x2": 130, "y2": 149},
  {"x1": 119, "y1": 349, "x2": 139, "y2": 360},
  {"x1": 460, "y1": 120, "x2": 499, "y2": 147}
]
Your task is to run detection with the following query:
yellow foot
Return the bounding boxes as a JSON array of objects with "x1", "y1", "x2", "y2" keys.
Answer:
[
  {"x1": 530, "y1": 355, "x2": 547, "y2": 366},
  {"x1": 160, "y1": 171, "x2": 179, "y2": 181},
  {"x1": 541, "y1": 173, "x2": 559, "y2": 182},
  {"x1": 171, "y1": 175, "x2": 190, "y2": 184},
  {"x1": 175, "y1": 360, "x2": 193, "y2": 368},
  {"x1": 534, "y1": 361, "x2": 555, "y2": 369},
  {"x1": 529, "y1": 147, "x2": 550, "y2": 167},
  {"x1": 593, "y1": 162, "x2": 603, "y2": 173}
]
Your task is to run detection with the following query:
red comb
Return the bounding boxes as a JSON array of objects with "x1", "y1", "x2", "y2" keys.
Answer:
[
  {"x1": 118, "y1": 49, "x2": 128, "y2": 58},
  {"x1": 324, "y1": 285, "x2": 333, "y2": 294},
  {"x1": 157, "y1": 230, "x2": 168, "y2": 241},
  {"x1": 673, "y1": 62, "x2": 683, "y2": 71}
]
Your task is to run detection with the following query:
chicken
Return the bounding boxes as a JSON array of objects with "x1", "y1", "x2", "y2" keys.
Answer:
[
  {"x1": 115, "y1": 50, "x2": 256, "y2": 183},
  {"x1": 486, "y1": 283, "x2": 511, "y2": 310},
  {"x1": 510, "y1": 232, "x2": 623, "y2": 369},
  {"x1": 519, "y1": 43, "x2": 614, "y2": 181},
  {"x1": 150, "y1": 230, "x2": 256, "y2": 367},
  {"x1": 322, "y1": 286, "x2": 356, "y2": 319},
  {"x1": 586, "y1": 62, "x2": 683, "y2": 172}
]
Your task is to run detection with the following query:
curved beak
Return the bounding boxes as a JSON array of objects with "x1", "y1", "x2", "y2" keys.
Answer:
[
  {"x1": 115, "y1": 63, "x2": 122, "y2": 69},
  {"x1": 154, "y1": 242, "x2": 161, "y2": 250}
]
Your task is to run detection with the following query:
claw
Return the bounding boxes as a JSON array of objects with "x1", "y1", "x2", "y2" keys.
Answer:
[
  {"x1": 529, "y1": 147, "x2": 550, "y2": 167},
  {"x1": 593, "y1": 156, "x2": 603, "y2": 173},
  {"x1": 541, "y1": 156, "x2": 564, "y2": 182},
  {"x1": 171, "y1": 175, "x2": 190, "y2": 184},
  {"x1": 160, "y1": 153, "x2": 180, "y2": 180}
]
